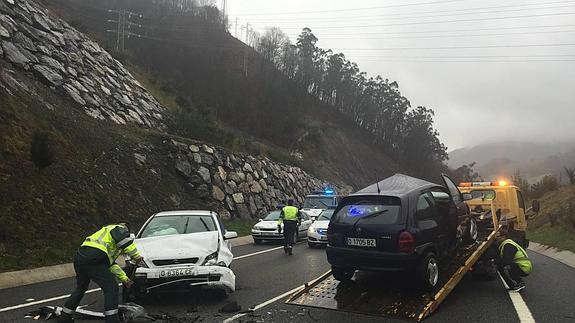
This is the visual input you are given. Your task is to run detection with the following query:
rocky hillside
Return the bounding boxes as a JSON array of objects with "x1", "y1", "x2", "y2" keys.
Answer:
[{"x1": 0, "y1": 0, "x2": 335, "y2": 271}]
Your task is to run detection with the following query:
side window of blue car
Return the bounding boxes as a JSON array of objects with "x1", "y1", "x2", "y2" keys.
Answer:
[{"x1": 416, "y1": 193, "x2": 435, "y2": 220}]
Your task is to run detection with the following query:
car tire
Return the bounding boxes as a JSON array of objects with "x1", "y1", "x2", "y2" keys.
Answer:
[
  {"x1": 308, "y1": 241, "x2": 315, "y2": 248},
  {"x1": 254, "y1": 238, "x2": 262, "y2": 245},
  {"x1": 464, "y1": 217, "x2": 478, "y2": 244},
  {"x1": 417, "y1": 252, "x2": 440, "y2": 291},
  {"x1": 332, "y1": 266, "x2": 354, "y2": 282}
]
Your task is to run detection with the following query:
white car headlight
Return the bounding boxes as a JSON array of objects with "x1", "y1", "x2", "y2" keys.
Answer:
[{"x1": 202, "y1": 252, "x2": 219, "y2": 266}]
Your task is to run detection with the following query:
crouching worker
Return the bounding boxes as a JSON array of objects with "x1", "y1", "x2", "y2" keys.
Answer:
[
  {"x1": 495, "y1": 229, "x2": 532, "y2": 292},
  {"x1": 58, "y1": 223, "x2": 143, "y2": 323}
]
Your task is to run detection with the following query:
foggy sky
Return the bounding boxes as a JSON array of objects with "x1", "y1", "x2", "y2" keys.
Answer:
[{"x1": 227, "y1": 0, "x2": 575, "y2": 151}]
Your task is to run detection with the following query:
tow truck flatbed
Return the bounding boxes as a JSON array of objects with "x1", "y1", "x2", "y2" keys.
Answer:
[{"x1": 286, "y1": 228, "x2": 498, "y2": 321}]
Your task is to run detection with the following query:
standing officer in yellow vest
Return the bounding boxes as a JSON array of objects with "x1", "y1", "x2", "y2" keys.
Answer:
[
  {"x1": 58, "y1": 223, "x2": 142, "y2": 323},
  {"x1": 495, "y1": 229, "x2": 532, "y2": 292},
  {"x1": 277, "y1": 199, "x2": 301, "y2": 256}
]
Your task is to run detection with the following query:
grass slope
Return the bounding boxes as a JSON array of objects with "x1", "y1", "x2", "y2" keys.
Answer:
[{"x1": 528, "y1": 185, "x2": 575, "y2": 252}]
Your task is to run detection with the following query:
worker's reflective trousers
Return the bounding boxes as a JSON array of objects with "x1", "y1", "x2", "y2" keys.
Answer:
[{"x1": 63, "y1": 248, "x2": 120, "y2": 323}]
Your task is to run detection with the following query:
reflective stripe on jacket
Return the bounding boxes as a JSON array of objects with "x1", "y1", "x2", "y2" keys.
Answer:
[
  {"x1": 81, "y1": 224, "x2": 140, "y2": 282},
  {"x1": 499, "y1": 238, "x2": 532, "y2": 274},
  {"x1": 278, "y1": 205, "x2": 299, "y2": 224}
]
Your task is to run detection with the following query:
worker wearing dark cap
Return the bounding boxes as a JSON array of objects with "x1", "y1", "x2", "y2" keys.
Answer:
[{"x1": 278, "y1": 199, "x2": 301, "y2": 255}]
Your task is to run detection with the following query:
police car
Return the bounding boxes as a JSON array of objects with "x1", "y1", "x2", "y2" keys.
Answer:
[
  {"x1": 300, "y1": 187, "x2": 341, "y2": 220},
  {"x1": 307, "y1": 208, "x2": 335, "y2": 247}
]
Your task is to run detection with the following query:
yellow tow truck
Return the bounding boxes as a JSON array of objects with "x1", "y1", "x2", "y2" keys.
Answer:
[{"x1": 458, "y1": 180, "x2": 540, "y2": 248}]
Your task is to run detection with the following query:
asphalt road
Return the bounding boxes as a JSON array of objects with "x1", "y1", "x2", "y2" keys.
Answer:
[{"x1": 1, "y1": 240, "x2": 574, "y2": 323}]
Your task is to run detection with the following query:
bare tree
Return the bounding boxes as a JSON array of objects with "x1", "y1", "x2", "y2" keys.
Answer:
[{"x1": 564, "y1": 166, "x2": 575, "y2": 185}]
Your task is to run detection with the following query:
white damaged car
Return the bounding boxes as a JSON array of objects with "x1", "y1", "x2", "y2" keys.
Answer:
[{"x1": 125, "y1": 210, "x2": 238, "y2": 300}]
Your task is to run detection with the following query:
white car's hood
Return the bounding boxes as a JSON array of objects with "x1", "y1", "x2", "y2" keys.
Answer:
[
  {"x1": 254, "y1": 220, "x2": 281, "y2": 229},
  {"x1": 313, "y1": 220, "x2": 330, "y2": 230},
  {"x1": 135, "y1": 231, "x2": 219, "y2": 263}
]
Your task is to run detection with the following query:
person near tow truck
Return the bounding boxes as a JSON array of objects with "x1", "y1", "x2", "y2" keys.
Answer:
[
  {"x1": 277, "y1": 199, "x2": 301, "y2": 255},
  {"x1": 495, "y1": 228, "x2": 532, "y2": 292}
]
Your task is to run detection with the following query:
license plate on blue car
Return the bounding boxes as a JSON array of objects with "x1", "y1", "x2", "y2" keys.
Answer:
[{"x1": 346, "y1": 237, "x2": 376, "y2": 247}]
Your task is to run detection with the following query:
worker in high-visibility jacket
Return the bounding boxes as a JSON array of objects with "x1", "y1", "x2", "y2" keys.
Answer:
[
  {"x1": 495, "y1": 229, "x2": 532, "y2": 292},
  {"x1": 58, "y1": 223, "x2": 142, "y2": 323},
  {"x1": 277, "y1": 199, "x2": 301, "y2": 255}
]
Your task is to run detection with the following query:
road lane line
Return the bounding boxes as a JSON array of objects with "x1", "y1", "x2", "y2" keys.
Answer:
[
  {"x1": 498, "y1": 273, "x2": 536, "y2": 323},
  {"x1": 0, "y1": 244, "x2": 292, "y2": 313},
  {"x1": 233, "y1": 246, "x2": 284, "y2": 260},
  {"x1": 223, "y1": 270, "x2": 331, "y2": 323},
  {"x1": 0, "y1": 287, "x2": 102, "y2": 313},
  {"x1": 222, "y1": 285, "x2": 304, "y2": 323}
]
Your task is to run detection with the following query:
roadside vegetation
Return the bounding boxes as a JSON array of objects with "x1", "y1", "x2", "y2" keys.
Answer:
[
  {"x1": 223, "y1": 219, "x2": 259, "y2": 238},
  {"x1": 528, "y1": 183, "x2": 575, "y2": 253}
]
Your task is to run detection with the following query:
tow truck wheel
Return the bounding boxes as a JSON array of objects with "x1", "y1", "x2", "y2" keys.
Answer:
[
  {"x1": 464, "y1": 218, "x2": 478, "y2": 244},
  {"x1": 417, "y1": 252, "x2": 439, "y2": 291},
  {"x1": 332, "y1": 266, "x2": 354, "y2": 282},
  {"x1": 254, "y1": 238, "x2": 262, "y2": 244}
]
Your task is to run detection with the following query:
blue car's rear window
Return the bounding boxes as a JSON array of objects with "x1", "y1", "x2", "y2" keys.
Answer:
[{"x1": 332, "y1": 196, "x2": 403, "y2": 225}]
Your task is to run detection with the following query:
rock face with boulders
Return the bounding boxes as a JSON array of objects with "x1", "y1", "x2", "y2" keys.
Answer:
[
  {"x1": 165, "y1": 139, "x2": 330, "y2": 219},
  {"x1": 0, "y1": 0, "x2": 165, "y2": 127},
  {"x1": 0, "y1": 0, "x2": 342, "y2": 220}
]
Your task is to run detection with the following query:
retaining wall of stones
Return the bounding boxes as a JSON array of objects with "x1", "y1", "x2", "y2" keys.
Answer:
[{"x1": 0, "y1": 0, "x2": 164, "y2": 127}]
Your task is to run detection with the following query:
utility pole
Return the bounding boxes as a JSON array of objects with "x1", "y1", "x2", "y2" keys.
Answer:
[
  {"x1": 107, "y1": 9, "x2": 143, "y2": 53},
  {"x1": 242, "y1": 22, "x2": 250, "y2": 78}
]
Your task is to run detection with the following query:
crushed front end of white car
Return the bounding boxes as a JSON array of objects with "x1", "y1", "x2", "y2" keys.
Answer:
[{"x1": 127, "y1": 211, "x2": 237, "y2": 299}]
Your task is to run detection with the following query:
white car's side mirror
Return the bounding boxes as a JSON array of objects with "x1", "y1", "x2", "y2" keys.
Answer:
[{"x1": 224, "y1": 231, "x2": 238, "y2": 240}]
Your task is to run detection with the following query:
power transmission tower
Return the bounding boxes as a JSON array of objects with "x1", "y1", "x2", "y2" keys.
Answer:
[{"x1": 107, "y1": 9, "x2": 144, "y2": 53}]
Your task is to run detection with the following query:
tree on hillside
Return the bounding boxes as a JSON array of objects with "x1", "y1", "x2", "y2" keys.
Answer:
[
  {"x1": 401, "y1": 106, "x2": 448, "y2": 177},
  {"x1": 564, "y1": 166, "x2": 575, "y2": 185},
  {"x1": 452, "y1": 162, "x2": 481, "y2": 183},
  {"x1": 512, "y1": 171, "x2": 531, "y2": 198},
  {"x1": 530, "y1": 175, "x2": 559, "y2": 199},
  {"x1": 295, "y1": 27, "x2": 319, "y2": 91},
  {"x1": 258, "y1": 27, "x2": 289, "y2": 66}
]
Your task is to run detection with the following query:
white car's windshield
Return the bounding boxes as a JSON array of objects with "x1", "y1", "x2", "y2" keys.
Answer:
[
  {"x1": 303, "y1": 196, "x2": 334, "y2": 209},
  {"x1": 263, "y1": 211, "x2": 281, "y2": 221},
  {"x1": 318, "y1": 209, "x2": 335, "y2": 221},
  {"x1": 140, "y1": 215, "x2": 217, "y2": 238}
]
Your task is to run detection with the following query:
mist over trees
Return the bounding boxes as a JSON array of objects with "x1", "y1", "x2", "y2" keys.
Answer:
[
  {"x1": 50, "y1": 0, "x2": 449, "y2": 179},
  {"x1": 255, "y1": 27, "x2": 448, "y2": 176}
]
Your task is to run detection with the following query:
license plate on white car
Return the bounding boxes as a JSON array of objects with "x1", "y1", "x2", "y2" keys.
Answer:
[
  {"x1": 346, "y1": 237, "x2": 376, "y2": 247},
  {"x1": 159, "y1": 268, "x2": 195, "y2": 278}
]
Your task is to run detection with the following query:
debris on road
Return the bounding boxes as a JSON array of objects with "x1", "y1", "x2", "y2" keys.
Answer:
[
  {"x1": 24, "y1": 303, "x2": 155, "y2": 322},
  {"x1": 219, "y1": 301, "x2": 242, "y2": 313}
]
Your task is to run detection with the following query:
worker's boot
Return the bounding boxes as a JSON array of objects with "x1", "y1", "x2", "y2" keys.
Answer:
[
  {"x1": 284, "y1": 246, "x2": 288, "y2": 254},
  {"x1": 288, "y1": 246, "x2": 293, "y2": 256}
]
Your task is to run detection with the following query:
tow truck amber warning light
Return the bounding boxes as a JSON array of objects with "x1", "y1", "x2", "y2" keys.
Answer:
[{"x1": 459, "y1": 181, "x2": 511, "y2": 187}]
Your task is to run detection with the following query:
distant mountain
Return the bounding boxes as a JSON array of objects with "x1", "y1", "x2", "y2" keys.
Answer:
[{"x1": 448, "y1": 141, "x2": 575, "y2": 183}]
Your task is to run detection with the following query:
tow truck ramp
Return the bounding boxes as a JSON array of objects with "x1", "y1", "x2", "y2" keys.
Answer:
[{"x1": 286, "y1": 229, "x2": 498, "y2": 321}]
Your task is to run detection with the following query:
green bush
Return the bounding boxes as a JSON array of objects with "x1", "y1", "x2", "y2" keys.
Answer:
[{"x1": 30, "y1": 131, "x2": 55, "y2": 169}]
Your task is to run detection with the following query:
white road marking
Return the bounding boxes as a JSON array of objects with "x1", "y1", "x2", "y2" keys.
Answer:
[
  {"x1": 233, "y1": 246, "x2": 284, "y2": 260},
  {"x1": 222, "y1": 285, "x2": 304, "y2": 323},
  {"x1": 223, "y1": 270, "x2": 331, "y2": 323},
  {"x1": 498, "y1": 273, "x2": 536, "y2": 323},
  {"x1": 0, "y1": 288, "x2": 102, "y2": 313},
  {"x1": 0, "y1": 244, "x2": 291, "y2": 313}
]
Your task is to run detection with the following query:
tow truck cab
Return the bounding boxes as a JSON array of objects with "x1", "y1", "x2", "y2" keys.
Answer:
[
  {"x1": 458, "y1": 180, "x2": 539, "y2": 248},
  {"x1": 301, "y1": 188, "x2": 342, "y2": 220}
]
